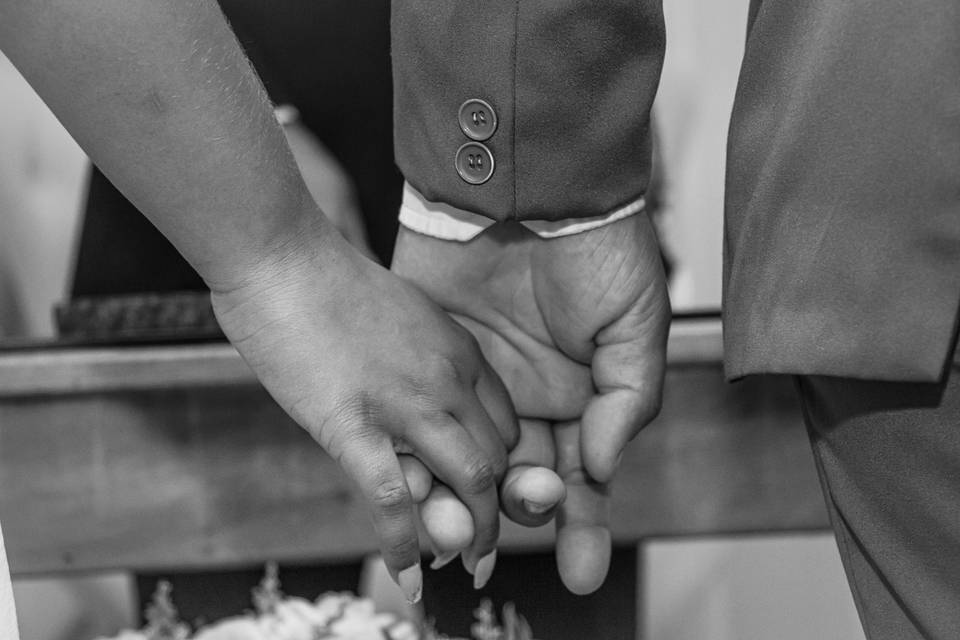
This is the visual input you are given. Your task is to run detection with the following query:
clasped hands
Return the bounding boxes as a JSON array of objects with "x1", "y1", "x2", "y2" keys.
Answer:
[
  {"x1": 211, "y1": 211, "x2": 668, "y2": 603},
  {"x1": 391, "y1": 214, "x2": 670, "y2": 596}
]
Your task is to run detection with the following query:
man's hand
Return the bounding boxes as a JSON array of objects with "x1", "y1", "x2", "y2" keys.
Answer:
[{"x1": 392, "y1": 213, "x2": 670, "y2": 593}]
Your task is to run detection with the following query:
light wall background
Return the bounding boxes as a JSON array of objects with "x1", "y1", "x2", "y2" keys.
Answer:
[
  {"x1": 0, "y1": 54, "x2": 86, "y2": 340},
  {"x1": 654, "y1": 0, "x2": 742, "y2": 311}
]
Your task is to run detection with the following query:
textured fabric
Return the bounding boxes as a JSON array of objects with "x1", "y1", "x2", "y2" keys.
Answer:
[
  {"x1": 398, "y1": 182, "x2": 645, "y2": 241},
  {"x1": 391, "y1": 0, "x2": 664, "y2": 222},
  {"x1": 797, "y1": 350, "x2": 960, "y2": 639},
  {"x1": 723, "y1": 0, "x2": 960, "y2": 381},
  {"x1": 0, "y1": 523, "x2": 20, "y2": 640}
]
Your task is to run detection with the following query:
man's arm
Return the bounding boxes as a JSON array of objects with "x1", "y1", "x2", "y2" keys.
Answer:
[
  {"x1": 0, "y1": 0, "x2": 519, "y2": 596},
  {"x1": 389, "y1": 0, "x2": 670, "y2": 593},
  {"x1": 391, "y1": 0, "x2": 664, "y2": 222}
]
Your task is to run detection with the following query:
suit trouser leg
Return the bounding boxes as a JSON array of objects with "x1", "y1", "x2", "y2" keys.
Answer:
[{"x1": 796, "y1": 361, "x2": 960, "y2": 640}]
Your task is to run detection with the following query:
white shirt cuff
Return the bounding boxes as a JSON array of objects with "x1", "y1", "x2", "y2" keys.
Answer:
[{"x1": 398, "y1": 182, "x2": 645, "y2": 241}]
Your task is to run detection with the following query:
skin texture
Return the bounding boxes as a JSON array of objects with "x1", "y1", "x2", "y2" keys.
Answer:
[
  {"x1": 0, "y1": 0, "x2": 518, "y2": 595},
  {"x1": 392, "y1": 214, "x2": 670, "y2": 593}
]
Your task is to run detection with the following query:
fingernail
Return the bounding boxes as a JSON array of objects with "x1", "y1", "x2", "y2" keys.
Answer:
[
  {"x1": 522, "y1": 498, "x2": 555, "y2": 515},
  {"x1": 398, "y1": 563, "x2": 422, "y2": 604},
  {"x1": 473, "y1": 550, "x2": 497, "y2": 590},
  {"x1": 615, "y1": 450, "x2": 624, "y2": 469},
  {"x1": 430, "y1": 551, "x2": 459, "y2": 570}
]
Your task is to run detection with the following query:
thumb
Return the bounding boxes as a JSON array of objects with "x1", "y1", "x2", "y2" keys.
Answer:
[
  {"x1": 500, "y1": 419, "x2": 565, "y2": 528},
  {"x1": 581, "y1": 289, "x2": 669, "y2": 484}
]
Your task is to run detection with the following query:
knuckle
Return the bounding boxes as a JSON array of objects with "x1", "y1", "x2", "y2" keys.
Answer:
[
  {"x1": 317, "y1": 391, "x2": 383, "y2": 452},
  {"x1": 331, "y1": 390, "x2": 381, "y2": 427},
  {"x1": 461, "y1": 457, "x2": 496, "y2": 495},
  {"x1": 370, "y1": 477, "x2": 412, "y2": 515},
  {"x1": 336, "y1": 391, "x2": 383, "y2": 424},
  {"x1": 397, "y1": 372, "x2": 430, "y2": 401}
]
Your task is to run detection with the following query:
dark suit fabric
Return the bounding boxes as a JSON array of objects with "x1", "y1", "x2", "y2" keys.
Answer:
[
  {"x1": 391, "y1": 0, "x2": 664, "y2": 222},
  {"x1": 798, "y1": 351, "x2": 960, "y2": 639},
  {"x1": 724, "y1": 0, "x2": 960, "y2": 382}
]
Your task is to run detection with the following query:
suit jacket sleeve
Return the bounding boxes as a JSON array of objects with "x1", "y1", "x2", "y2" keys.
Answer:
[
  {"x1": 723, "y1": 0, "x2": 960, "y2": 381},
  {"x1": 391, "y1": 0, "x2": 665, "y2": 223}
]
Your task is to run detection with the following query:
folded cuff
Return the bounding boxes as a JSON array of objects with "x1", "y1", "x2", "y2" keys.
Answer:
[{"x1": 398, "y1": 182, "x2": 644, "y2": 241}]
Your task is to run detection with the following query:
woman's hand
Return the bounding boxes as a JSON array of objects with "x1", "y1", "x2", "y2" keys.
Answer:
[
  {"x1": 211, "y1": 226, "x2": 519, "y2": 601},
  {"x1": 0, "y1": 0, "x2": 520, "y2": 601}
]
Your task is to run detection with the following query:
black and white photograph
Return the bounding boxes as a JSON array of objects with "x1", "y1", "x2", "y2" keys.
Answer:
[{"x1": 0, "y1": 0, "x2": 956, "y2": 638}]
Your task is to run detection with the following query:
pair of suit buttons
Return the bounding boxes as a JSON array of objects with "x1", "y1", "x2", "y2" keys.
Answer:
[{"x1": 456, "y1": 98, "x2": 496, "y2": 185}]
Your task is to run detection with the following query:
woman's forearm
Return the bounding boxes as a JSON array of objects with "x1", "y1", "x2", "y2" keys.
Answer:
[{"x1": 0, "y1": 0, "x2": 330, "y2": 289}]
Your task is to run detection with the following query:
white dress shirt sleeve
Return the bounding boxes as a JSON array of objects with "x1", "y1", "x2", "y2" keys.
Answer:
[{"x1": 399, "y1": 182, "x2": 645, "y2": 241}]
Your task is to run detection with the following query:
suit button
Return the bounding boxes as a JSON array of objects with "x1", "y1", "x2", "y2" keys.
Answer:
[
  {"x1": 455, "y1": 142, "x2": 495, "y2": 185},
  {"x1": 458, "y1": 98, "x2": 498, "y2": 141}
]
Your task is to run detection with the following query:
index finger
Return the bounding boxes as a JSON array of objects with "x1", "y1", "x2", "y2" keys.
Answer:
[
  {"x1": 406, "y1": 415, "x2": 501, "y2": 590},
  {"x1": 334, "y1": 431, "x2": 423, "y2": 603}
]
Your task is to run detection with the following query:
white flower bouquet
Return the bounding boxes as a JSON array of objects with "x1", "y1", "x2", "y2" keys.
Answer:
[{"x1": 94, "y1": 564, "x2": 535, "y2": 640}]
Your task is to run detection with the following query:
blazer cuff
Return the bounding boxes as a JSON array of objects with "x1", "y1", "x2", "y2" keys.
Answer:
[
  {"x1": 391, "y1": 0, "x2": 664, "y2": 222},
  {"x1": 399, "y1": 182, "x2": 645, "y2": 241}
]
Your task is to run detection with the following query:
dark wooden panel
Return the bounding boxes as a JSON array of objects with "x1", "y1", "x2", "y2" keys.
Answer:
[
  {"x1": 0, "y1": 360, "x2": 827, "y2": 577},
  {"x1": 610, "y1": 366, "x2": 826, "y2": 539}
]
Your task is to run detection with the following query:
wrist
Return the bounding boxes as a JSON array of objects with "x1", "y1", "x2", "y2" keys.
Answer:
[{"x1": 202, "y1": 190, "x2": 343, "y2": 297}]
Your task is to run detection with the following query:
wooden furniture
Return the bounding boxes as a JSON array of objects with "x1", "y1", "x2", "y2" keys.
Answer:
[{"x1": 0, "y1": 318, "x2": 828, "y2": 577}]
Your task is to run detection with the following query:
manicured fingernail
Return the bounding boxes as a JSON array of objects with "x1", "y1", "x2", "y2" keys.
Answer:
[
  {"x1": 473, "y1": 550, "x2": 497, "y2": 590},
  {"x1": 522, "y1": 499, "x2": 555, "y2": 515},
  {"x1": 430, "y1": 551, "x2": 459, "y2": 570},
  {"x1": 398, "y1": 564, "x2": 422, "y2": 604}
]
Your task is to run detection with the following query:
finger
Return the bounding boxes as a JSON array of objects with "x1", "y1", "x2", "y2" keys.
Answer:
[
  {"x1": 420, "y1": 484, "x2": 474, "y2": 553},
  {"x1": 554, "y1": 420, "x2": 612, "y2": 596},
  {"x1": 454, "y1": 391, "x2": 510, "y2": 482},
  {"x1": 335, "y1": 431, "x2": 422, "y2": 603},
  {"x1": 397, "y1": 454, "x2": 472, "y2": 561},
  {"x1": 476, "y1": 359, "x2": 521, "y2": 451},
  {"x1": 501, "y1": 419, "x2": 565, "y2": 527},
  {"x1": 407, "y1": 417, "x2": 500, "y2": 589},
  {"x1": 419, "y1": 483, "x2": 470, "y2": 571},
  {"x1": 581, "y1": 289, "x2": 669, "y2": 483},
  {"x1": 398, "y1": 454, "x2": 432, "y2": 503}
]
